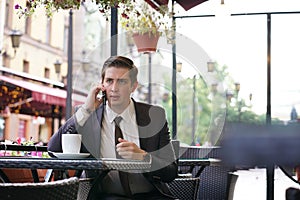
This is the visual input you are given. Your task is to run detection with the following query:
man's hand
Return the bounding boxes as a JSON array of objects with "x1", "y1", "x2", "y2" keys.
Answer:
[
  {"x1": 82, "y1": 84, "x2": 104, "y2": 112},
  {"x1": 116, "y1": 138, "x2": 147, "y2": 160}
]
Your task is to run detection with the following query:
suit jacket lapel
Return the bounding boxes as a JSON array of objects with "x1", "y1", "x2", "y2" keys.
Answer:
[
  {"x1": 133, "y1": 101, "x2": 151, "y2": 151},
  {"x1": 79, "y1": 104, "x2": 104, "y2": 158}
]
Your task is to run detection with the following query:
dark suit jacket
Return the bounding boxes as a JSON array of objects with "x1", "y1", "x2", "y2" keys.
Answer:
[{"x1": 48, "y1": 99, "x2": 178, "y2": 197}]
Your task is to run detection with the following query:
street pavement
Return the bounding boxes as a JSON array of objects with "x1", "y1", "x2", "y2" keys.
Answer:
[{"x1": 233, "y1": 167, "x2": 300, "y2": 200}]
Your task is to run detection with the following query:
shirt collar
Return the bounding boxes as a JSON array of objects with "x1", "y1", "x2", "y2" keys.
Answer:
[{"x1": 106, "y1": 99, "x2": 135, "y2": 124}]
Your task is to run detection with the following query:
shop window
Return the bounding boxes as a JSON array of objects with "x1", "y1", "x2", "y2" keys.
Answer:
[{"x1": 18, "y1": 119, "x2": 26, "y2": 139}]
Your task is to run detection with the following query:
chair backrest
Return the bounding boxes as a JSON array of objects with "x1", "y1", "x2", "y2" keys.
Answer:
[
  {"x1": 179, "y1": 146, "x2": 236, "y2": 200},
  {"x1": 77, "y1": 178, "x2": 94, "y2": 200},
  {"x1": 167, "y1": 177, "x2": 200, "y2": 200},
  {"x1": 169, "y1": 141, "x2": 201, "y2": 200},
  {"x1": 0, "y1": 177, "x2": 79, "y2": 200}
]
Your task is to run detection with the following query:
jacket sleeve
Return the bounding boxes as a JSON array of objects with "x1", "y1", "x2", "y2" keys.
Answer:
[
  {"x1": 147, "y1": 121, "x2": 178, "y2": 183},
  {"x1": 47, "y1": 116, "x2": 77, "y2": 152},
  {"x1": 47, "y1": 106, "x2": 102, "y2": 156},
  {"x1": 137, "y1": 104, "x2": 178, "y2": 183}
]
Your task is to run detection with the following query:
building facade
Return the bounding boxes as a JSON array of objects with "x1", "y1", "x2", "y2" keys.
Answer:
[
  {"x1": 0, "y1": 0, "x2": 168, "y2": 144},
  {"x1": 0, "y1": 0, "x2": 109, "y2": 143}
]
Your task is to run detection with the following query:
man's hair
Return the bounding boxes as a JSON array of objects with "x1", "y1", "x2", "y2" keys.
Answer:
[{"x1": 101, "y1": 56, "x2": 138, "y2": 84}]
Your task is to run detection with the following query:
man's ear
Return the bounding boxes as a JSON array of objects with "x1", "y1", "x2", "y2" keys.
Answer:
[{"x1": 131, "y1": 81, "x2": 138, "y2": 93}]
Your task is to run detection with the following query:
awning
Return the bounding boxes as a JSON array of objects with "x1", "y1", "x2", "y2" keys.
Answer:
[
  {"x1": 0, "y1": 75, "x2": 86, "y2": 118},
  {"x1": 175, "y1": 0, "x2": 208, "y2": 11},
  {"x1": 145, "y1": 0, "x2": 208, "y2": 11}
]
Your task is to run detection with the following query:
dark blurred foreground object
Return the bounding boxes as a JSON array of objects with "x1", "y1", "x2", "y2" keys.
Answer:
[
  {"x1": 0, "y1": 177, "x2": 79, "y2": 200},
  {"x1": 220, "y1": 122, "x2": 300, "y2": 167},
  {"x1": 286, "y1": 187, "x2": 300, "y2": 200}
]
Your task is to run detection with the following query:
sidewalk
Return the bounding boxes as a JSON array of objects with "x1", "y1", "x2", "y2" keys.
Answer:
[{"x1": 233, "y1": 167, "x2": 300, "y2": 200}]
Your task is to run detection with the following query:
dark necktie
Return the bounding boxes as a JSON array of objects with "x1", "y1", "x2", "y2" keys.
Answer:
[
  {"x1": 114, "y1": 116, "x2": 132, "y2": 197},
  {"x1": 114, "y1": 116, "x2": 123, "y2": 158}
]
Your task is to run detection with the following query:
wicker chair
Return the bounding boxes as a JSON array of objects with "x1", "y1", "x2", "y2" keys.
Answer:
[
  {"x1": 168, "y1": 140, "x2": 201, "y2": 200},
  {"x1": 167, "y1": 177, "x2": 200, "y2": 200},
  {"x1": 179, "y1": 146, "x2": 238, "y2": 200},
  {"x1": 0, "y1": 177, "x2": 79, "y2": 200},
  {"x1": 77, "y1": 178, "x2": 94, "y2": 200}
]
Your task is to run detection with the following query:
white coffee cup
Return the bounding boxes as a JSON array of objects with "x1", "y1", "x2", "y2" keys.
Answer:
[{"x1": 62, "y1": 134, "x2": 82, "y2": 154}]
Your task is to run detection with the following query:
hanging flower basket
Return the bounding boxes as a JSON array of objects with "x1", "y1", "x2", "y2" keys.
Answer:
[
  {"x1": 53, "y1": 0, "x2": 81, "y2": 9},
  {"x1": 132, "y1": 32, "x2": 160, "y2": 53}
]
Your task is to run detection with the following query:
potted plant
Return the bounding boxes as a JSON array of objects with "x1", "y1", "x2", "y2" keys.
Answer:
[{"x1": 119, "y1": 1, "x2": 173, "y2": 53}]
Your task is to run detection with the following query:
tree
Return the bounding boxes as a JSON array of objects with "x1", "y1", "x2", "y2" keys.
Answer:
[{"x1": 161, "y1": 62, "x2": 281, "y2": 146}]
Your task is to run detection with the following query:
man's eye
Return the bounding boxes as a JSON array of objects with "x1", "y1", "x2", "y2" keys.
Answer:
[
  {"x1": 106, "y1": 79, "x2": 113, "y2": 84},
  {"x1": 118, "y1": 80, "x2": 127, "y2": 85}
]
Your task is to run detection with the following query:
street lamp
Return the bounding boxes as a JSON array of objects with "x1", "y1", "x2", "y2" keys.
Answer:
[
  {"x1": 54, "y1": 60, "x2": 62, "y2": 77},
  {"x1": 234, "y1": 82, "x2": 242, "y2": 121},
  {"x1": 207, "y1": 61, "x2": 215, "y2": 72},
  {"x1": 226, "y1": 90, "x2": 234, "y2": 102},
  {"x1": 82, "y1": 58, "x2": 90, "y2": 73},
  {"x1": 176, "y1": 62, "x2": 182, "y2": 72},
  {"x1": 235, "y1": 82, "x2": 240, "y2": 93},
  {"x1": 81, "y1": 50, "x2": 90, "y2": 73},
  {"x1": 0, "y1": 30, "x2": 22, "y2": 58},
  {"x1": 211, "y1": 83, "x2": 218, "y2": 95},
  {"x1": 10, "y1": 30, "x2": 22, "y2": 49}
]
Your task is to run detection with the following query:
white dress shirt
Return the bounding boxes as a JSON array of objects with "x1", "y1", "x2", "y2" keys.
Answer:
[{"x1": 75, "y1": 100, "x2": 154, "y2": 195}]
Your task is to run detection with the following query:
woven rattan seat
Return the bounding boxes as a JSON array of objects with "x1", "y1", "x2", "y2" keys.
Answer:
[
  {"x1": 169, "y1": 140, "x2": 201, "y2": 200},
  {"x1": 167, "y1": 177, "x2": 200, "y2": 200},
  {"x1": 77, "y1": 178, "x2": 94, "y2": 200},
  {"x1": 0, "y1": 177, "x2": 79, "y2": 200},
  {"x1": 78, "y1": 177, "x2": 200, "y2": 200},
  {"x1": 179, "y1": 146, "x2": 238, "y2": 200}
]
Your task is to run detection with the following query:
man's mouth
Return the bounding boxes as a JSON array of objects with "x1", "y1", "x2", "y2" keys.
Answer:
[{"x1": 110, "y1": 95, "x2": 120, "y2": 100}]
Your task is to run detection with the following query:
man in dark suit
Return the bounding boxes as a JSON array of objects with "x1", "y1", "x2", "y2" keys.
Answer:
[{"x1": 48, "y1": 56, "x2": 178, "y2": 199}]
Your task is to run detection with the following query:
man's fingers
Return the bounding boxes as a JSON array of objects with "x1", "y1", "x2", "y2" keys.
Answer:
[{"x1": 118, "y1": 138, "x2": 127, "y2": 143}]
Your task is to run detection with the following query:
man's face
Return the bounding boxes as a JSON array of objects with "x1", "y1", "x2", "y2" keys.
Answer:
[{"x1": 102, "y1": 66, "x2": 137, "y2": 113}]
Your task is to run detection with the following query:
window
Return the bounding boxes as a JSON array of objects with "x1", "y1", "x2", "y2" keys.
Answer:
[
  {"x1": 23, "y1": 60, "x2": 29, "y2": 73},
  {"x1": 18, "y1": 119, "x2": 26, "y2": 139},
  {"x1": 24, "y1": 1, "x2": 32, "y2": 35},
  {"x1": 272, "y1": 14, "x2": 300, "y2": 122},
  {"x1": 44, "y1": 68, "x2": 50, "y2": 79},
  {"x1": 45, "y1": 18, "x2": 52, "y2": 44},
  {"x1": 2, "y1": 54, "x2": 10, "y2": 68},
  {"x1": 4, "y1": 0, "x2": 12, "y2": 28}
]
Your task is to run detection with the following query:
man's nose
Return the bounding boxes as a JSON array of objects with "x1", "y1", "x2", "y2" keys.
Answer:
[{"x1": 111, "y1": 81, "x2": 119, "y2": 91}]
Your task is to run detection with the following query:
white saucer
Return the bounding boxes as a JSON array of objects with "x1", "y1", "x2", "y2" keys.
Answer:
[{"x1": 49, "y1": 152, "x2": 90, "y2": 159}]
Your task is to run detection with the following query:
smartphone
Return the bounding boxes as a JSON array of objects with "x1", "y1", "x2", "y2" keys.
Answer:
[
  {"x1": 96, "y1": 90, "x2": 106, "y2": 105},
  {"x1": 102, "y1": 91, "x2": 106, "y2": 105}
]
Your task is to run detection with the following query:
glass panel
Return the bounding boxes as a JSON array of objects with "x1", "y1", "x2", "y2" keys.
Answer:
[
  {"x1": 272, "y1": 14, "x2": 300, "y2": 123},
  {"x1": 176, "y1": 14, "x2": 268, "y2": 144}
]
